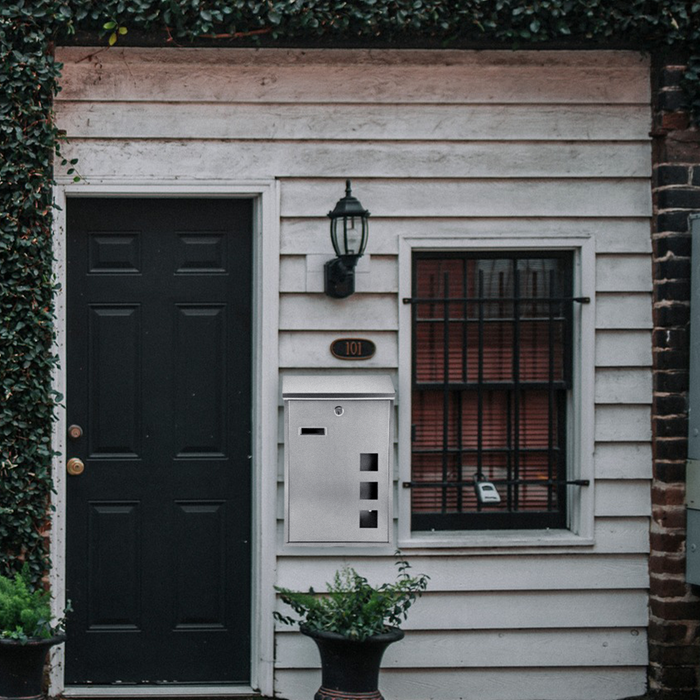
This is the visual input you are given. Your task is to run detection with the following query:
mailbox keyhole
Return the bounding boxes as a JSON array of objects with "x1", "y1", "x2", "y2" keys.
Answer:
[
  {"x1": 360, "y1": 482, "x2": 378, "y2": 500},
  {"x1": 360, "y1": 510, "x2": 378, "y2": 528},
  {"x1": 360, "y1": 453, "x2": 378, "y2": 471}
]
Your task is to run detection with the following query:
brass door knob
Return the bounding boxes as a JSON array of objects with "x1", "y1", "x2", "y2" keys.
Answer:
[{"x1": 67, "y1": 458, "x2": 85, "y2": 476}]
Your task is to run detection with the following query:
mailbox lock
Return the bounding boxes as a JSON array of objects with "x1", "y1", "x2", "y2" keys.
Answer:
[{"x1": 334, "y1": 406, "x2": 344, "y2": 416}]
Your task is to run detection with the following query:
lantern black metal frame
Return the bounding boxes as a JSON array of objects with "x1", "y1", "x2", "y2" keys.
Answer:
[{"x1": 324, "y1": 180, "x2": 370, "y2": 298}]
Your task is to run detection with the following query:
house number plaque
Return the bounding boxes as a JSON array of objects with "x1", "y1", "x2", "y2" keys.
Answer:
[{"x1": 330, "y1": 338, "x2": 376, "y2": 360}]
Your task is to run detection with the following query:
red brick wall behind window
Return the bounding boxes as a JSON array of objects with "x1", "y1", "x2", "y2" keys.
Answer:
[{"x1": 650, "y1": 57, "x2": 700, "y2": 700}]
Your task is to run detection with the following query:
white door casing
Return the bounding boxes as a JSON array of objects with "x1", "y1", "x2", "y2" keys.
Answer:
[{"x1": 51, "y1": 179, "x2": 280, "y2": 697}]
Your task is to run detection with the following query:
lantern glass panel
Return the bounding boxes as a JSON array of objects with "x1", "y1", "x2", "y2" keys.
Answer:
[{"x1": 342, "y1": 217, "x2": 364, "y2": 255}]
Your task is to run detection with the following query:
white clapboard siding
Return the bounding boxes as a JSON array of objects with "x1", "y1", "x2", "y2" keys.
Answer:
[
  {"x1": 56, "y1": 48, "x2": 649, "y2": 104},
  {"x1": 276, "y1": 628, "x2": 648, "y2": 668},
  {"x1": 597, "y1": 255, "x2": 653, "y2": 292},
  {"x1": 55, "y1": 101, "x2": 652, "y2": 141},
  {"x1": 596, "y1": 294, "x2": 653, "y2": 330},
  {"x1": 596, "y1": 442, "x2": 653, "y2": 479},
  {"x1": 274, "y1": 517, "x2": 650, "y2": 555},
  {"x1": 56, "y1": 47, "x2": 652, "y2": 700},
  {"x1": 283, "y1": 256, "x2": 650, "y2": 297},
  {"x1": 275, "y1": 667, "x2": 648, "y2": 700},
  {"x1": 279, "y1": 294, "x2": 398, "y2": 331},
  {"x1": 280, "y1": 180, "x2": 652, "y2": 219},
  {"x1": 54, "y1": 140, "x2": 651, "y2": 180},
  {"x1": 275, "y1": 555, "x2": 649, "y2": 591},
  {"x1": 280, "y1": 218, "x2": 653, "y2": 255},
  {"x1": 279, "y1": 331, "x2": 397, "y2": 369},
  {"x1": 595, "y1": 406, "x2": 652, "y2": 442},
  {"x1": 595, "y1": 481, "x2": 651, "y2": 516},
  {"x1": 56, "y1": 46, "x2": 649, "y2": 69},
  {"x1": 280, "y1": 331, "x2": 654, "y2": 370},
  {"x1": 280, "y1": 255, "x2": 397, "y2": 294},
  {"x1": 592, "y1": 517, "x2": 650, "y2": 554},
  {"x1": 274, "y1": 590, "x2": 648, "y2": 630},
  {"x1": 596, "y1": 331, "x2": 653, "y2": 367},
  {"x1": 278, "y1": 256, "x2": 307, "y2": 293},
  {"x1": 595, "y1": 368, "x2": 653, "y2": 404}
]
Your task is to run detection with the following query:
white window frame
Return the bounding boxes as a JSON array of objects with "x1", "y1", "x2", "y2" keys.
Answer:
[{"x1": 397, "y1": 235, "x2": 596, "y2": 549}]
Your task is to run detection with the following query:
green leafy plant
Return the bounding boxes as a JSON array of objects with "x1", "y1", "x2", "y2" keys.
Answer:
[
  {"x1": 274, "y1": 556, "x2": 429, "y2": 641},
  {"x1": 103, "y1": 20, "x2": 128, "y2": 46},
  {"x1": 0, "y1": 565, "x2": 67, "y2": 643}
]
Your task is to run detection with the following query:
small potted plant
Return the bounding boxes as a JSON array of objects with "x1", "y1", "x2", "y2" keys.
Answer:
[
  {"x1": 0, "y1": 565, "x2": 68, "y2": 700},
  {"x1": 274, "y1": 556, "x2": 428, "y2": 700}
]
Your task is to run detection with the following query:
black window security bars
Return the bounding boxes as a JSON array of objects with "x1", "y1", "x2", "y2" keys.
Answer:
[{"x1": 407, "y1": 252, "x2": 582, "y2": 531}]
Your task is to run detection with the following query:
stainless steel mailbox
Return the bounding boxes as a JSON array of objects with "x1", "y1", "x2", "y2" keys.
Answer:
[{"x1": 283, "y1": 375, "x2": 395, "y2": 545}]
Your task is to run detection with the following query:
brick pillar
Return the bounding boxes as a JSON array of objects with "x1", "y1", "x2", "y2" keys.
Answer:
[{"x1": 650, "y1": 59, "x2": 700, "y2": 700}]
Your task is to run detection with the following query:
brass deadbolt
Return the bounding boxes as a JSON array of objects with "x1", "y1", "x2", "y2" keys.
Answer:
[
  {"x1": 67, "y1": 458, "x2": 85, "y2": 476},
  {"x1": 68, "y1": 424, "x2": 83, "y2": 440}
]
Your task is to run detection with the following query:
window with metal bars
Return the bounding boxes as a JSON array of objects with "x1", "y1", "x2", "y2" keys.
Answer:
[{"x1": 409, "y1": 252, "x2": 575, "y2": 530}]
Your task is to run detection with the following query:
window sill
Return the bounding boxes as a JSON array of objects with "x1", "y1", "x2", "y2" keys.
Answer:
[{"x1": 399, "y1": 528, "x2": 594, "y2": 551}]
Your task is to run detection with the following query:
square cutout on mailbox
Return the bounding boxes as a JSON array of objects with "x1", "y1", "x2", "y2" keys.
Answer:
[
  {"x1": 360, "y1": 453, "x2": 378, "y2": 471},
  {"x1": 360, "y1": 482, "x2": 378, "y2": 500},
  {"x1": 360, "y1": 510, "x2": 378, "y2": 528}
]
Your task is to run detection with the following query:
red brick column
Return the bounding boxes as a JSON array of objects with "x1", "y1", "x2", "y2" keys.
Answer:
[{"x1": 650, "y1": 59, "x2": 700, "y2": 700}]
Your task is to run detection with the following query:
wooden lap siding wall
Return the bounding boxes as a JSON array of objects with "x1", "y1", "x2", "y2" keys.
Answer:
[{"x1": 55, "y1": 48, "x2": 652, "y2": 700}]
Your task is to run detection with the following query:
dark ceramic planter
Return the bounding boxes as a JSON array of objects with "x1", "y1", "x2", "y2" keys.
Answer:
[
  {"x1": 301, "y1": 626, "x2": 404, "y2": 700},
  {"x1": 0, "y1": 635, "x2": 65, "y2": 700}
]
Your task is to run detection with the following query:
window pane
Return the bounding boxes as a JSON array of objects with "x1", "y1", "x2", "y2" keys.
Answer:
[
  {"x1": 411, "y1": 253, "x2": 572, "y2": 530},
  {"x1": 414, "y1": 258, "x2": 568, "y2": 385}
]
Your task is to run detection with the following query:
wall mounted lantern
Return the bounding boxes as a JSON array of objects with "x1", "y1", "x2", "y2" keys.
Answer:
[{"x1": 324, "y1": 180, "x2": 370, "y2": 299}]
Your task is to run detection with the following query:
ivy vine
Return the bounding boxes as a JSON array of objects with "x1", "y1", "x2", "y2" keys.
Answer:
[
  {"x1": 0, "y1": 0, "x2": 699, "y2": 585},
  {"x1": 1, "y1": 6, "x2": 64, "y2": 585}
]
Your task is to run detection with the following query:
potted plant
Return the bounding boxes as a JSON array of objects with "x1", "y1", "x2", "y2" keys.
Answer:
[
  {"x1": 274, "y1": 556, "x2": 428, "y2": 700},
  {"x1": 0, "y1": 565, "x2": 67, "y2": 700}
]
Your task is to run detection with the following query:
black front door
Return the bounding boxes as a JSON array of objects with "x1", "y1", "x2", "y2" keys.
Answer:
[{"x1": 65, "y1": 198, "x2": 253, "y2": 685}]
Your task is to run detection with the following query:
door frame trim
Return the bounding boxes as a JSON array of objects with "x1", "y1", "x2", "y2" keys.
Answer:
[{"x1": 51, "y1": 179, "x2": 280, "y2": 697}]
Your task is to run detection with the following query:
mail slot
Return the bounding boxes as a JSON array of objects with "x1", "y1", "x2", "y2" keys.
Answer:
[{"x1": 283, "y1": 374, "x2": 395, "y2": 545}]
